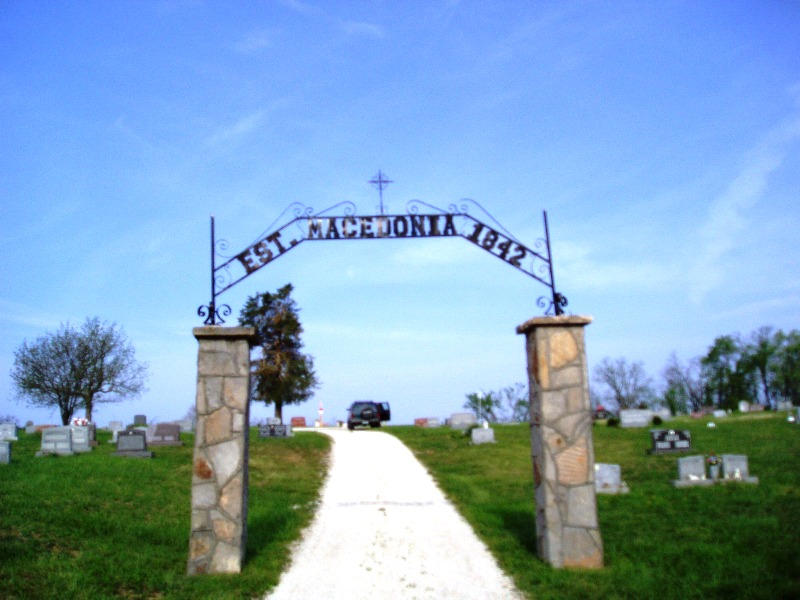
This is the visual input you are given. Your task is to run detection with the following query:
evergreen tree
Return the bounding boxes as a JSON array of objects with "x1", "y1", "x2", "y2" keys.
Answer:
[{"x1": 239, "y1": 284, "x2": 319, "y2": 421}]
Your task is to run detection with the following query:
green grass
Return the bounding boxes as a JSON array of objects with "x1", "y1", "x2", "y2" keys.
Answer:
[
  {"x1": 3, "y1": 415, "x2": 799, "y2": 599},
  {"x1": 388, "y1": 414, "x2": 800, "y2": 600},
  {"x1": 0, "y1": 429, "x2": 330, "y2": 600}
]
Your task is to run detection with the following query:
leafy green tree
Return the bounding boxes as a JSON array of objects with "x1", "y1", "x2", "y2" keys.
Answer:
[
  {"x1": 239, "y1": 284, "x2": 319, "y2": 421},
  {"x1": 499, "y1": 383, "x2": 529, "y2": 422},
  {"x1": 592, "y1": 357, "x2": 656, "y2": 410},
  {"x1": 773, "y1": 329, "x2": 800, "y2": 405},
  {"x1": 11, "y1": 318, "x2": 147, "y2": 424},
  {"x1": 464, "y1": 390, "x2": 501, "y2": 423},
  {"x1": 701, "y1": 334, "x2": 757, "y2": 410},
  {"x1": 741, "y1": 326, "x2": 779, "y2": 407}
]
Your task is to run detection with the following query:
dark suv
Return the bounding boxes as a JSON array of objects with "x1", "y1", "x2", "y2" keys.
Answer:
[{"x1": 347, "y1": 401, "x2": 391, "y2": 430}]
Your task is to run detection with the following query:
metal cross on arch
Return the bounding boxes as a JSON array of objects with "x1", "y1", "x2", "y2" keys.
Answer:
[{"x1": 198, "y1": 174, "x2": 569, "y2": 325}]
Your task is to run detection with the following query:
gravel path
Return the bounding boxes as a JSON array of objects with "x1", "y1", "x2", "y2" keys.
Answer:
[{"x1": 263, "y1": 429, "x2": 524, "y2": 600}]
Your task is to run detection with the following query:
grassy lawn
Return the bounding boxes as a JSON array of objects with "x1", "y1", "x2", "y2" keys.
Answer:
[
  {"x1": 0, "y1": 429, "x2": 330, "y2": 600},
  {"x1": 389, "y1": 413, "x2": 800, "y2": 600}
]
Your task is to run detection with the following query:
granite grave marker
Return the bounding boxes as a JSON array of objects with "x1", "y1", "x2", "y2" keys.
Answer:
[
  {"x1": 649, "y1": 429, "x2": 692, "y2": 454},
  {"x1": 114, "y1": 429, "x2": 153, "y2": 458},
  {"x1": 150, "y1": 423, "x2": 183, "y2": 446},
  {"x1": 673, "y1": 455, "x2": 713, "y2": 487},
  {"x1": 36, "y1": 427, "x2": 74, "y2": 456}
]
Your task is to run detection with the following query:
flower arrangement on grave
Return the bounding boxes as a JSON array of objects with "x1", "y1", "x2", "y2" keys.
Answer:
[
  {"x1": 71, "y1": 417, "x2": 89, "y2": 426},
  {"x1": 706, "y1": 453, "x2": 720, "y2": 466}
]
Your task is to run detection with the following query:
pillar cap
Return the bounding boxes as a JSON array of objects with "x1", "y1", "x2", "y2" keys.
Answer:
[
  {"x1": 193, "y1": 326, "x2": 256, "y2": 340},
  {"x1": 516, "y1": 315, "x2": 592, "y2": 335}
]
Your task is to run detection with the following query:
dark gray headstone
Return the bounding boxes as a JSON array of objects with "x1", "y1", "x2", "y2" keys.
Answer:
[
  {"x1": 133, "y1": 415, "x2": 147, "y2": 427},
  {"x1": 37, "y1": 427, "x2": 74, "y2": 456},
  {"x1": 0, "y1": 441, "x2": 10, "y2": 464},
  {"x1": 258, "y1": 423, "x2": 293, "y2": 438},
  {"x1": 150, "y1": 423, "x2": 183, "y2": 446},
  {"x1": 649, "y1": 429, "x2": 692, "y2": 454},
  {"x1": 114, "y1": 429, "x2": 153, "y2": 458}
]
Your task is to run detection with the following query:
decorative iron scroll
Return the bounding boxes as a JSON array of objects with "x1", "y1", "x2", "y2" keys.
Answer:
[{"x1": 199, "y1": 199, "x2": 567, "y2": 324}]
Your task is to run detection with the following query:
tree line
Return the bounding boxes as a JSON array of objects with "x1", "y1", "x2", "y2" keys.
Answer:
[{"x1": 593, "y1": 326, "x2": 800, "y2": 413}]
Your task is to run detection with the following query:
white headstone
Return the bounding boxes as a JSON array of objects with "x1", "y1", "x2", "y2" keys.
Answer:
[
  {"x1": 0, "y1": 441, "x2": 10, "y2": 464},
  {"x1": 470, "y1": 427, "x2": 495, "y2": 445},
  {"x1": 619, "y1": 409, "x2": 652, "y2": 428},
  {"x1": 594, "y1": 463, "x2": 629, "y2": 494},
  {"x1": 721, "y1": 454, "x2": 759, "y2": 484},
  {"x1": 673, "y1": 455, "x2": 714, "y2": 487},
  {"x1": 449, "y1": 413, "x2": 477, "y2": 430},
  {"x1": 0, "y1": 423, "x2": 18, "y2": 441}
]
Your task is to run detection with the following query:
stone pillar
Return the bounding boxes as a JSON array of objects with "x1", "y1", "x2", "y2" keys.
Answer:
[
  {"x1": 516, "y1": 315, "x2": 603, "y2": 569},
  {"x1": 188, "y1": 326, "x2": 255, "y2": 575}
]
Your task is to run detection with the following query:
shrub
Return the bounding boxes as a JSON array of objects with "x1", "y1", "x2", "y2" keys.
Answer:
[
  {"x1": 652, "y1": 415, "x2": 663, "y2": 426},
  {"x1": 607, "y1": 417, "x2": 620, "y2": 427}
]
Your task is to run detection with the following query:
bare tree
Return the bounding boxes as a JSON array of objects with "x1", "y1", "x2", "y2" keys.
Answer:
[
  {"x1": 662, "y1": 352, "x2": 705, "y2": 413},
  {"x1": 592, "y1": 357, "x2": 655, "y2": 410},
  {"x1": 11, "y1": 318, "x2": 147, "y2": 424}
]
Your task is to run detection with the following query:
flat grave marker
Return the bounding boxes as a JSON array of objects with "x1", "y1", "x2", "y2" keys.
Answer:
[
  {"x1": 114, "y1": 430, "x2": 153, "y2": 458},
  {"x1": 36, "y1": 427, "x2": 74, "y2": 456}
]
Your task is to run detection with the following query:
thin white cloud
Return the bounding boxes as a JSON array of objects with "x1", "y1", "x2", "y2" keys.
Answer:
[
  {"x1": 234, "y1": 29, "x2": 276, "y2": 53},
  {"x1": 340, "y1": 20, "x2": 385, "y2": 39},
  {"x1": 689, "y1": 109, "x2": 800, "y2": 304},
  {"x1": 202, "y1": 109, "x2": 269, "y2": 149}
]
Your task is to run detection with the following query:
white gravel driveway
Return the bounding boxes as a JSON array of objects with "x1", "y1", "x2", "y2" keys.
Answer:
[{"x1": 263, "y1": 428, "x2": 524, "y2": 600}]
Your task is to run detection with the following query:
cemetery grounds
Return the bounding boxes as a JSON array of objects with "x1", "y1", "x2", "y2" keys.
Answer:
[{"x1": 0, "y1": 412, "x2": 798, "y2": 599}]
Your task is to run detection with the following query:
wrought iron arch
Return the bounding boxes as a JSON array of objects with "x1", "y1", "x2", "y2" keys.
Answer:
[{"x1": 198, "y1": 188, "x2": 568, "y2": 324}]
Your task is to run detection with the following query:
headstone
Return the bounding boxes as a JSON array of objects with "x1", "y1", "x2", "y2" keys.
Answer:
[
  {"x1": 470, "y1": 427, "x2": 495, "y2": 445},
  {"x1": 267, "y1": 417, "x2": 282, "y2": 426},
  {"x1": 673, "y1": 455, "x2": 714, "y2": 487},
  {"x1": 258, "y1": 423, "x2": 293, "y2": 438},
  {"x1": 0, "y1": 441, "x2": 10, "y2": 464},
  {"x1": 720, "y1": 454, "x2": 758, "y2": 484},
  {"x1": 36, "y1": 427, "x2": 74, "y2": 456},
  {"x1": 648, "y1": 429, "x2": 692, "y2": 454},
  {"x1": 177, "y1": 419, "x2": 195, "y2": 433},
  {"x1": 749, "y1": 404, "x2": 765, "y2": 412},
  {"x1": 619, "y1": 409, "x2": 652, "y2": 428},
  {"x1": 655, "y1": 408, "x2": 672, "y2": 421},
  {"x1": 0, "y1": 423, "x2": 18, "y2": 441},
  {"x1": 25, "y1": 422, "x2": 36, "y2": 435},
  {"x1": 70, "y1": 426, "x2": 92, "y2": 453},
  {"x1": 425, "y1": 417, "x2": 441, "y2": 428},
  {"x1": 108, "y1": 421, "x2": 125, "y2": 444},
  {"x1": 738, "y1": 401, "x2": 750, "y2": 413},
  {"x1": 594, "y1": 463, "x2": 629, "y2": 494},
  {"x1": 290, "y1": 416, "x2": 307, "y2": 428},
  {"x1": 449, "y1": 412, "x2": 477, "y2": 430},
  {"x1": 150, "y1": 423, "x2": 183, "y2": 446},
  {"x1": 777, "y1": 400, "x2": 793, "y2": 411},
  {"x1": 712, "y1": 409, "x2": 727, "y2": 418},
  {"x1": 134, "y1": 414, "x2": 147, "y2": 426},
  {"x1": 414, "y1": 418, "x2": 429, "y2": 427},
  {"x1": 145, "y1": 424, "x2": 157, "y2": 443},
  {"x1": 114, "y1": 430, "x2": 153, "y2": 458}
]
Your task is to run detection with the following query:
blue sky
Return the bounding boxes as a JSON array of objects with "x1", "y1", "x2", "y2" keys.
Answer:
[{"x1": 2, "y1": 1, "x2": 799, "y2": 426}]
